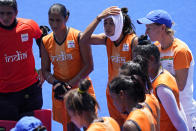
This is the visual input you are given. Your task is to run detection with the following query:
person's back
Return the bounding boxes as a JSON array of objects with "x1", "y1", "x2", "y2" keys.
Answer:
[
  {"x1": 152, "y1": 69, "x2": 180, "y2": 131},
  {"x1": 124, "y1": 105, "x2": 155, "y2": 131},
  {"x1": 109, "y1": 75, "x2": 155, "y2": 131},
  {"x1": 145, "y1": 93, "x2": 160, "y2": 131},
  {"x1": 119, "y1": 57, "x2": 160, "y2": 130},
  {"x1": 65, "y1": 79, "x2": 118, "y2": 131},
  {"x1": 87, "y1": 117, "x2": 120, "y2": 131}
]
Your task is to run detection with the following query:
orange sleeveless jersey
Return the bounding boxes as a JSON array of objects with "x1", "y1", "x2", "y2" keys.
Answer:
[
  {"x1": 105, "y1": 34, "x2": 136, "y2": 126},
  {"x1": 125, "y1": 106, "x2": 155, "y2": 131},
  {"x1": 106, "y1": 33, "x2": 136, "y2": 82},
  {"x1": 43, "y1": 27, "x2": 84, "y2": 82},
  {"x1": 42, "y1": 28, "x2": 95, "y2": 128},
  {"x1": 152, "y1": 69, "x2": 180, "y2": 131},
  {"x1": 87, "y1": 117, "x2": 121, "y2": 131},
  {"x1": 145, "y1": 93, "x2": 160, "y2": 131}
]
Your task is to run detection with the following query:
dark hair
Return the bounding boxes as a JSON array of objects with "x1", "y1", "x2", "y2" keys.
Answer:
[
  {"x1": 109, "y1": 75, "x2": 146, "y2": 103},
  {"x1": 120, "y1": 59, "x2": 152, "y2": 91},
  {"x1": 65, "y1": 79, "x2": 99, "y2": 115},
  {"x1": 120, "y1": 61, "x2": 143, "y2": 77},
  {"x1": 137, "y1": 35, "x2": 150, "y2": 45},
  {"x1": 0, "y1": 0, "x2": 17, "y2": 11},
  {"x1": 132, "y1": 55, "x2": 152, "y2": 91},
  {"x1": 133, "y1": 43, "x2": 160, "y2": 63},
  {"x1": 132, "y1": 55, "x2": 148, "y2": 77},
  {"x1": 48, "y1": 3, "x2": 70, "y2": 18},
  {"x1": 121, "y1": 7, "x2": 135, "y2": 35}
]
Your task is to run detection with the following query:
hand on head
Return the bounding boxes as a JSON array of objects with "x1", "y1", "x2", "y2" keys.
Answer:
[{"x1": 97, "y1": 6, "x2": 121, "y2": 21}]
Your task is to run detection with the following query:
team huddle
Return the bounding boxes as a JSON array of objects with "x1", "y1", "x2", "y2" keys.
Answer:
[{"x1": 0, "y1": 0, "x2": 196, "y2": 131}]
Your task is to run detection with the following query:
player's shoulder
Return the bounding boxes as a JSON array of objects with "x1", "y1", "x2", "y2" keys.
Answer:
[
  {"x1": 17, "y1": 18, "x2": 39, "y2": 28},
  {"x1": 173, "y1": 38, "x2": 190, "y2": 51}
]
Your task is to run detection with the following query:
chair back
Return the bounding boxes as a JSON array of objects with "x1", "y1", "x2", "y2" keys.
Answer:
[
  {"x1": 0, "y1": 109, "x2": 52, "y2": 131},
  {"x1": 34, "y1": 109, "x2": 52, "y2": 131},
  {"x1": 0, "y1": 120, "x2": 17, "y2": 131}
]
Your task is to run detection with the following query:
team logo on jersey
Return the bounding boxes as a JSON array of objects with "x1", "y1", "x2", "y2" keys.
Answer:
[
  {"x1": 122, "y1": 43, "x2": 129, "y2": 51},
  {"x1": 21, "y1": 33, "x2": 28, "y2": 42},
  {"x1": 111, "y1": 55, "x2": 126, "y2": 64},
  {"x1": 50, "y1": 51, "x2": 73, "y2": 62},
  {"x1": 67, "y1": 40, "x2": 75, "y2": 48},
  {"x1": 4, "y1": 51, "x2": 27, "y2": 63}
]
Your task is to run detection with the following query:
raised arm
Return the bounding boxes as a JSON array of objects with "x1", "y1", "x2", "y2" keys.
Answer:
[{"x1": 80, "y1": 6, "x2": 121, "y2": 45}]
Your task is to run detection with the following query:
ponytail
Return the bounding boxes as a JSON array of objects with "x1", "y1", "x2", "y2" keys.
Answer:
[
  {"x1": 121, "y1": 7, "x2": 136, "y2": 35},
  {"x1": 65, "y1": 79, "x2": 99, "y2": 115}
]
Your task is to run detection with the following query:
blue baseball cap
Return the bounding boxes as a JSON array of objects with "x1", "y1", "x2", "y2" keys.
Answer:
[
  {"x1": 137, "y1": 10, "x2": 172, "y2": 28},
  {"x1": 10, "y1": 116, "x2": 43, "y2": 131}
]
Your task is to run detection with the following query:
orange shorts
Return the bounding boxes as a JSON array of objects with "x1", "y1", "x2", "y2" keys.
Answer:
[
  {"x1": 52, "y1": 77, "x2": 96, "y2": 131},
  {"x1": 106, "y1": 84, "x2": 127, "y2": 126}
]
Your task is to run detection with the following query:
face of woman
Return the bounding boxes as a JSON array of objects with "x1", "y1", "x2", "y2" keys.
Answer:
[
  {"x1": 49, "y1": 12, "x2": 66, "y2": 33},
  {"x1": 110, "y1": 92, "x2": 126, "y2": 113},
  {"x1": 68, "y1": 110, "x2": 84, "y2": 128},
  {"x1": 0, "y1": 6, "x2": 17, "y2": 26},
  {"x1": 145, "y1": 24, "x2": 162, "y2": 42},
  {"x1": 104, "y1": 18, "x2": 115, "y2": 36}
]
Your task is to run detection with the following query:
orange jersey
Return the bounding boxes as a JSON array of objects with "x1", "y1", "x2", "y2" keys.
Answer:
[
  {"x1": 106, "y1": 33, "x2": 136, "y2": 82},
  {"x1": 42, "y1": 28, "x2": 95, "y2": 130},
  {"x1": 152, "y1": 69, "x2": 180, "y2": 131},
  {"x1": 106, "y1": 86, "x2": 127, "y2": 126},
  {"x1": 87, "y1": 117, "x2": 120, "y2": 131},
  {"x1": 106, "y1": 34, "x2": 136, "y2": 126},
  {"x1": 0, "y1": 18, "x2": 42, "y2": 93},
  {"x1": 155, "y1": 38, "x2": 196, "y2": 121},
  {"x1": 154, "y1": 38, "x2": 192, "y2": 73},
  {"x1": 43, "y1": 27, "x2": 84, "y2": 82},
  {"x1": 125, "y1": 106, "x2": 155, "y2": 131},
  {"x1": 145, "y1": 93, "x2": 160, "y2": 131}
]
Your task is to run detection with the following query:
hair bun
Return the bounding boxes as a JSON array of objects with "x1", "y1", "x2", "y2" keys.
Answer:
[
  {"x1": 138, "y1": 35, "x2": 148, "y2": 41},
  {"x1": 121, "y1": 7, "x2": 128, "y2": 14},
  {"x1": 133, "y1": 55, "x2": 145, "y2": 64},
  {"x1": 138, "y1": 35, "x2": 151, "y2": 45},
  {"x1": 79, "y1": 79, "x2": 91, "y2": 92}
]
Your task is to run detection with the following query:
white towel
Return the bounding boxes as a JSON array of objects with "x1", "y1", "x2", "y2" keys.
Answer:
[{"x1": 104, "y1": 9, "x2": 123, "y2": 41}]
